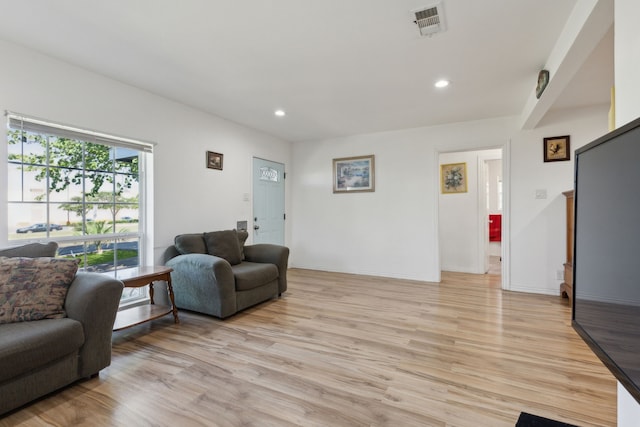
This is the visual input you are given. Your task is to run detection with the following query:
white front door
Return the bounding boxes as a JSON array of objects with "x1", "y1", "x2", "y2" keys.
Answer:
[{"x1": 252, "y1": 158, "x2": 285, "y2": 245}]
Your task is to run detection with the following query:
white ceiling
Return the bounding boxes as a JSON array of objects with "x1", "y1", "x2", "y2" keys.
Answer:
[{"x1": 0, "y1": 0, "x2": 613, "y2": 142}]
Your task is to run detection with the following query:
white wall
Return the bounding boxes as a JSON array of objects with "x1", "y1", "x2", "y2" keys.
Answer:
[
  {"x1": 510, "y1": 105, "x2": 608, "y2": 294},
  {"x1": 439, "y1": 149, "x2": 501, "y2": 274},
  {"x1": 487, "y1": 159, "x2": 503, "y2": 215},
  {"x1": 290, "y1": 117, "x2": 515, "y2": 282},
  {"x1": 615, "y1": 0, "x2": 640, "y2": 128},
  {"x1": 291, "y1": 106, "x2": 608, "y2": 289},
  {"x1": 0, "y1": 40, "x2": 292, "y2": 263},
  {"x1": 439, "y1": 151, "x2": 482, "y2": 274},
  {"x1": 614, "y1": 0, "x2": 640, "y2": 423}
]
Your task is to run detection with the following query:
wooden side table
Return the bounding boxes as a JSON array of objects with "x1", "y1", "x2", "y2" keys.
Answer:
[{"x1": 112, "y1": 266, "x2": 179, "y2": 331}]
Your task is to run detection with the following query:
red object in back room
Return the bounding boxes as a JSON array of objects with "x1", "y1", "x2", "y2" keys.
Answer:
[{"x1": 489, "y1": 214, "x2": 501, "y2": 242}]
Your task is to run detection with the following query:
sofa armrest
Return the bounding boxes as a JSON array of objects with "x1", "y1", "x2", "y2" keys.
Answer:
[
  {"x1": 243, "y1": 244, "x2": 289, "y2": 294},
  {"x1": 166, "y1": 253, "x2": 237, "y2": 318},
  {"x1": 65, "y1": 272, "x2": 124, "y2": 378},
  {"x1": 163, "y1": 245, "x2": 181, "y2": 263}
]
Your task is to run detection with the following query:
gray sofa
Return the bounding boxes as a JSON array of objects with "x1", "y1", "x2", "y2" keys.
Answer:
[
  {"x1": 165, "y1": 230, "x2": 289, "y2": 318},
  {"x1": 0, "y1": 242, "x2": 123, "y2": 415}
]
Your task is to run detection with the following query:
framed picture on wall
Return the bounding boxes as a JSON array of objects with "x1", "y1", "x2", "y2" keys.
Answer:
[
  {"x1": 440, "y1": 162, "x2": 467, "y2": 194},
  {"x1": 543, "y1": 135, "x2": 570, "y2": 162},
  {"x1": 333, "y1": 155, "x2": 375, "y2": 193},
  {"x1": 206, "y1": 151, "x2": 223, "y2": 170}
]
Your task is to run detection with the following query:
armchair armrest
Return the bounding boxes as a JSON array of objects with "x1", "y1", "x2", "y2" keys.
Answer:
[
  {"x1": 166, "y1": 253, "x2": 237, "y2": 318},
  {"x1": 244, "y1": 244, "x2": 289, "y2": 294},
  {"x1": 65, "y1": 272, "x2": 124, "y2": 377}
]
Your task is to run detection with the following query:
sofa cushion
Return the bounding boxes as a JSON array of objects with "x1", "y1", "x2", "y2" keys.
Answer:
[
  {"x1": 0, "y1": 242, "x2": 58, "y2": 258},
  {"x1": 231, "y1": 262, "x2": 279, "y2": 291},
  {"x1": 0, "y1": 257, "x2": 80, "y2": 324},
  {"x1": 0, "y1": 318, "x2": 84, "y2": 383},
  {"x1": 204, "y1": 230, "x2": 242, "y2": 265},
  {"x1": 174, "y1": 233, "x2": 207, "y2": 255}
]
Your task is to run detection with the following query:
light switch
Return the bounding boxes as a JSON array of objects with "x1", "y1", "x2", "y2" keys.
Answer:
[{"x1": 535, "y1": 189, "x2": 547, "y2": 199}]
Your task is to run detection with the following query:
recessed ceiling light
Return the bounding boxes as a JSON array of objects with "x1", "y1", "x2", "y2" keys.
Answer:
[
  {"x1": 434, "y1": 79, "x2": 450, "y2": 88},
  {"x1": 274, "y1": 109, "x2": 286, "y2": 117}
]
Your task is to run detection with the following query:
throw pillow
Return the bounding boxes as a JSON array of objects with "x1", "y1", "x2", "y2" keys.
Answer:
[
  {"x1": 236, "y1": 229, "x2": 249, "y2": 260},
  {"x1": 0, "y1": 257, "x2": 80, "y2": 324},
  {"x1": 204, "y1": 230, "x2": 242, "y2": 265},
  {"x1": 174, "y1": 233, "x2": 207, "y2": 255}
]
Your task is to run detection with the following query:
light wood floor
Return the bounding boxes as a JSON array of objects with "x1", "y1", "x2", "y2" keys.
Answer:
[{"x1": 2, "y1": 269, "x2": 616, "y2": 426}]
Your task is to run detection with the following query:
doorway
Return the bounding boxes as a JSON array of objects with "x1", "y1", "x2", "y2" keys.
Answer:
[
  {"x1": 485, "y1": 158, "x2": 503, "y2": 276},
  {"x1": 438, "y1": 147, "x2": 506, "y2": 286},
  {"x1": 252, "y1": 157, "x2": 285, "y2": 245}
]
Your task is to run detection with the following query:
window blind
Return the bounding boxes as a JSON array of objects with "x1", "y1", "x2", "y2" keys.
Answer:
[{"x1": 6, "y1": 111, "x2": 155, "y2": 153}]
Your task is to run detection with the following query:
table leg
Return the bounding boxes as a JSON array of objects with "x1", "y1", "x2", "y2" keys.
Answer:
[
  {"x1": 166, "y1": 275, "x2": 179, "y2": 324},
  {"x1": 149, "y1": 282, "x2": 155, "y2": 304}
]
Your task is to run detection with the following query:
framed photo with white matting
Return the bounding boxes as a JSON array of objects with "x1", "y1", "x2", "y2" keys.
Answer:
[{"x1": 333, "y1": 155, "x2": 375, "y2": 193}]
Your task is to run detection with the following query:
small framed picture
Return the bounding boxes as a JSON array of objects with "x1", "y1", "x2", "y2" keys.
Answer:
[
  {"x1": 333, "y1": 155, "x2": 375, "y2": 193},
  {"x1": 543, "y1": 136, "x2": 570, "y2": 162},
  {"x1": 440, "y1": 162, "x2": 467, "y2": 194},
  {"x1": 206, "y1": 151, "x2": 223, "y2": 170}
]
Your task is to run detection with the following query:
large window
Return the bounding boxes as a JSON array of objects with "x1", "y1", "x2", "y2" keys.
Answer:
[{"x1": 6, "y1": 112, "x2": 153, "y2": 302}]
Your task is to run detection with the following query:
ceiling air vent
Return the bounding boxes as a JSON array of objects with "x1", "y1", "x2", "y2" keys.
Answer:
[{"x1": 412, "y1": 2, "x2": 446, "y2": 37}]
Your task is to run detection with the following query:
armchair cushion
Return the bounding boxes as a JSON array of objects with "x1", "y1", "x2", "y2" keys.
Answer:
[
  {"x1": 175, "y1": 233, "x2": 207, "y2": 255},
  {"x1": 204, "y1": 230, "x2": 242, "y2": 265},
  {"x1": 231, "y1": 262, "x2": 279, "y2": 291},
  {"x1": 0, "y1": 257, "x2": 80, "y2": 324}
]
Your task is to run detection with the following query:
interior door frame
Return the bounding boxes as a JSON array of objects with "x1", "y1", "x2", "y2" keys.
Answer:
[
  {"x1": 477, "y1": 156, "x2": 490, "y2": 274},
  {"x1": 435, "y1": 140, "x2": 510, "y2": 290}
]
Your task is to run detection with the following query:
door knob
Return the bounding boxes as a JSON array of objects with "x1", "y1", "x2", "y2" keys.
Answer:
[{"x1": 254, "y1": 225, "x2": 260, "y2": 230}]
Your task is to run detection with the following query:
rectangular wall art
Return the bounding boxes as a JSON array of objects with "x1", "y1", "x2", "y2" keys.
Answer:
[
  {"x1": 333, "y1": 155, "x2": 375, "y2": 193},
  {"x1": 543, "y1": 135, "x2": 570, "y2": 162},
  {"x1": 440, "y1": 162, "x2": 467, "y2": 194},
  {"x1": 206, "y1": 151, "x2": 223, "y2": 170}
]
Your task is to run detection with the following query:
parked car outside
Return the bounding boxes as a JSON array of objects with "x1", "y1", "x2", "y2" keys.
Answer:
[{"x1": 16, "y1": 223, "x2": 63, "y2": 233}]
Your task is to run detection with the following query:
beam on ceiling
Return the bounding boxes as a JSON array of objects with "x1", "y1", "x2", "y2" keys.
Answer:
[{"x1": 519, "y1": 0, "x2": 613, "y2": 130}]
